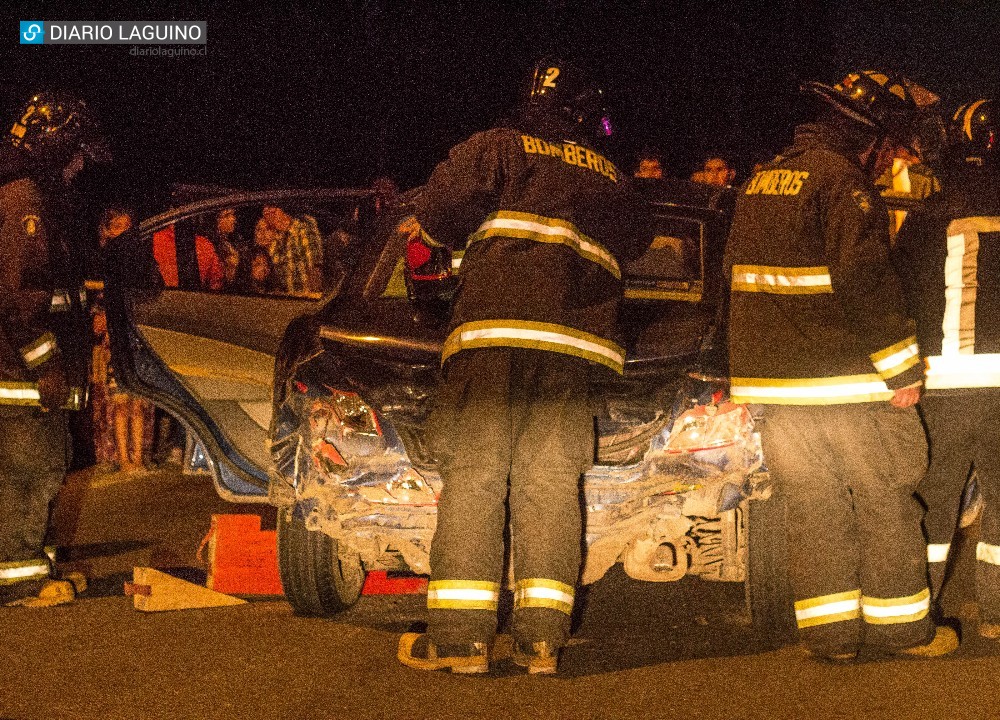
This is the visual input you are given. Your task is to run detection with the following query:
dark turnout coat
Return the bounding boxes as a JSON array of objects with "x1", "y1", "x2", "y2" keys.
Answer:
[
  {"x1": 725, "y1": 122, "x2": 923, "y2": 405},
  {"x1": 893, "y1": 162, "x2": 1000, "y2": 393},
  {"x1": 0, "y1": 157, "x2": 87, "y2": 413},
  {"x1": 413, "y1": 125, "x2": 648, "y2": 375}
]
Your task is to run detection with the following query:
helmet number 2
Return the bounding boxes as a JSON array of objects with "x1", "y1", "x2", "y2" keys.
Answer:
[{"x1": 543, "y1": 67, "x2": 560, "y2": 88}]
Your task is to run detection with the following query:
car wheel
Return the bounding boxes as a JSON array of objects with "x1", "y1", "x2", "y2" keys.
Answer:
[
  {"x1": 746, "y1": 491, "x2": 798, "y2": 645},
  {"x1": 277, "y1": 506, "x2": 365, "y2": 617}
]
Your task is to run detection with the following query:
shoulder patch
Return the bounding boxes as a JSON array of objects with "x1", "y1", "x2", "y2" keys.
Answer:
[
  {"x1": 851, "y1": 189, "x2": 872, "y2": 214},
  {"x1": 21, "y1": 214, "x2": 41, "y2": 236}
]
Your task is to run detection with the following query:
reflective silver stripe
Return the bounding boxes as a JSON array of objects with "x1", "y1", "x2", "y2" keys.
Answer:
[
  {"x1": 977, "y1": 541, "x2": 1000, "y2": 566},
  {"x1": 927, "y1": 543, "x2": 951, "y2": 563},
  {"x1": 926, "y1": 354, "x2": 1000, "y2": 390},
  {"x1": 513, "y1": 579, "x2": 575, "y2": 615},
  {"x1": 794, "y1": 590, "x2": 861, "y2": 628},
  {"x1": 21, "y1": 332, "x2": 58, "y2": 368},
  {"x1": 870, "y1": 337, "x2": 919, "y2": 379},
  {"x1": 0, "y1": 382, "x2": 42, "y2": 405},
  {"x1": 861, "y1": 588, "x2": 930, "y2": 624},
  {"x1": 451, "y1": 250, "x2": 464, "y2": 272},
  {"x1": 428, "y1": 588, "x2": 497, "y2": 601},
  {"x1": 66, "y1": 386, "x2": 85, "y2": 411},
  {"x1": 731, "y1": 264, "x2": 832, "y2": 294},
  {"x1": 0, "y1": 382, "x2": 85, "y2": 409},
  {"x1": 426, "y1": 580, "x2": 500, "y2": 610},
  {"x1": 795, "y1": 598, "x2": 859, "y2": 622},
  {"x1": 50, "y1": 289, "x2": 72, "y2": 312},
  {"x1": 442, "y1": 320, "x2": 625, "y2": 374},
  {"x1": 730, "y1": 375, "x2": 893, "y2": 405},
  {"x1": 468, "y1": 211, "x2": 621, "y2": 279},
  {"x1": 0, "y1": 559, "x2": 50, "y2": 584},
  {"x1": 942, "y1": 217, "x2": 1000, "y2": 355}
]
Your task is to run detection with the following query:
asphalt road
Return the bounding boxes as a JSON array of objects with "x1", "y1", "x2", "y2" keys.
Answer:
[{"x1": 1, "y1": 466, "x2": 998, "y2": 720}]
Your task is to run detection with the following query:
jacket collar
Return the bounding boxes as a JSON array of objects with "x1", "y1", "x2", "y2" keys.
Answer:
[{"x1": 791, "y1": 122, "x2": 868, "y2": 168}]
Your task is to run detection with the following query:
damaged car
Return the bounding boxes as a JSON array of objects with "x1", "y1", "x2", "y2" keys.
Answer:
[{"x1": 104, "y1": 181, "x2": 794, "y2": 634}]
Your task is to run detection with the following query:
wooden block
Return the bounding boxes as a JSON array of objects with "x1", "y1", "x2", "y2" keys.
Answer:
[
  {"x1": 204, "y1": 514, "x2": 284, "y2": 596},
  {"x1": 130, "y1": 567, "x2": 247, "y2": 612}
]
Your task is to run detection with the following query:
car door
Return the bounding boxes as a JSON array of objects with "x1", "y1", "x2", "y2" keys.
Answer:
[{"x1": 104, "y1": 189, "x2": 376, "y2": 501}]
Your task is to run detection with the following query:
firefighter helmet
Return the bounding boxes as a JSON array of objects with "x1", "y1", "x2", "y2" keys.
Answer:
[
  {"x1": 801, "y1": 70, "x2": 919, "y2": 140},
  {"x1": 950, "y1": 99, "x2": 997, "y2": 163},
  {"x1": 8, "y1": 92, "x2": 109, "y2": 164},
  {"x1": 526, "y1": 58, "x2": 612, "y2": 136}
]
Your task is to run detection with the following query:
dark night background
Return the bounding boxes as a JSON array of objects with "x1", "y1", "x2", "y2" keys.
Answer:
[{"x1": 4, "y1": 1, "x2": 1000, "y2": 217}]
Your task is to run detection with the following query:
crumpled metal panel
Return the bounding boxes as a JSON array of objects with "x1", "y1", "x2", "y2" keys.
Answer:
[{"x1": 270, "y1": 347, "x2": 764, "y2": 584}]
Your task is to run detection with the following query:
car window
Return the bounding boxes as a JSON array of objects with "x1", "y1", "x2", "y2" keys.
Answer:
[
  {"x1": 378, "y1": 211, "x2": 707, "y2": 303},
  {"x1": 145, "y1": 199, "x2": 369, "y2": 298},
  {"x1": 624, "y1": 213, "x2": 706, "y2": 302}
]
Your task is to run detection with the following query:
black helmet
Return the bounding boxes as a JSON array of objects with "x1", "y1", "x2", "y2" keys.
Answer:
[
  {"x1": 950, "y1": 99, "x2": 997, "y2": 164},
  {"x1": 801, "y1": 70, "x2": 919, "y2": 141},
  {"x1": 526, "y1": 58, "x2": 612, "y2": 137},
  {"x1": 9, "y1": 92, "x2": 109, "y2": 164}
]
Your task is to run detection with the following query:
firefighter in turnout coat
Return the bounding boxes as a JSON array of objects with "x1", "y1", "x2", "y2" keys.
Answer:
[
  {"x1": 0, "y1": 93, "x2": 104, "y2": 604},
  {"x1": 725, "y1": 70, "x2": 957, "y2": 660},
  {"x1": 895, "y1": 99, "x2": 1000, "y2": 640},
  {"x1": 397, "y1": 59, "x2": 648, "y2": 674}
]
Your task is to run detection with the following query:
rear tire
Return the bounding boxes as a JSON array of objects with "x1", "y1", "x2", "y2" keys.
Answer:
[
  {"x1": 746, "y1": 490, "x2": 798, "y2": 645},
  {"x1": 277, "y1": 506, "x2": 365, "y2": 617}
]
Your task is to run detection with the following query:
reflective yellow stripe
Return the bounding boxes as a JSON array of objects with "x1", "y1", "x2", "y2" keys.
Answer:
[
  {"x1": 927, "y1": 543, "x2": 951, "y2": 564},
  {"x1": 0, "y1": 381, "x2": 42, "y2": 405},
  {"x1": 442, "y1": 320, "x2": 625, "y2": 375},
  {"x1": 0, "y1": 558, "x2": 50, "y2": 585},
  {"x1": 427, "y1": 580, "x2": 500, "y2": 611},
  {"x1": 513, "y1": 578, "x2": 575, "y2": 616},
  {"x1": 794, "y1": 589, "x2": 861, "y2": 629},
  {"x1": 468, "y1": 210, "x2": 621, "y2": 279},
  {"x1": 941, "y1": 217, "x2": 1000, "y2": 355},
  {"x1": 730, "y1": 374, "x2": 893, "y2": 405},
  {"x1": 977, "y1": 541, "x2": 1000, "y2": 566},
  {"x1": 870, "y1": 336, "x2": 920, "y2": 379},
  {"x1": 20, "y1": 332, "x2": 58, "y2": 368},
  {"x1": 862, "y1": 588, "x2": 930, "y2": 625},
  {"x1": 926, "y1": 354, "x2": 1000, "y2": 389},
  {"x1": 49, "y1": 289, "x2": 72, "y2": 312},
  {"x1": 0, "y1": 382, "x2": 85, "y2": 410},
  {"x1": 731, "y1": 264, "x2": 832, "y2": 294}
]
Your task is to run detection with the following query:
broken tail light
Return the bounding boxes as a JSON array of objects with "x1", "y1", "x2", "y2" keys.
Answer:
[{"x1": 309, "y1": 389, "x2": 385, "y2": 471}]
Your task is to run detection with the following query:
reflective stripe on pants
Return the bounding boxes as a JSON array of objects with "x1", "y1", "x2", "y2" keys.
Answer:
[
  {"x1": 918, "y1": 392, "x2": 1000, "y2": 620},
  {"x1": 0, "y1": 557, "x2": 51, "y2": 585},
  {"x1": 759, "y1": 403, "x2": 932, "y2": 656},
  {"x1": 426, "y1": 348, "x2": 591, "y2": 647}
]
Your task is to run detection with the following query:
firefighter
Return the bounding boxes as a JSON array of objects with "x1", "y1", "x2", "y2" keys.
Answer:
[
  {"x1": 895, "y1": 99, "x2": 1000, "y2": 639},
  {"x1": 396, "y1": 59, "x2": 648, "y2": 673},
  {"x1": 0, "y1": 93, "x2": 105, "y2": 605},
  {"x1": 725, "y1": 70, "x2": 957, "y2": 660}
]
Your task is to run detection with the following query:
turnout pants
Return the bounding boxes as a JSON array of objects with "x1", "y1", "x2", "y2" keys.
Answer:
[
  {"x1": 0, "y1": 409, "x2": 68, "y2": 587},
  {"x1": 426, "y1": 348, "x2": 593, "y2": 648},
  {"x1": 919, "y1": 392, "x2": 1000, "y2": 622},
  {"x1": 759, "y1": 403, "x2": 932, "y2": 656}
]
